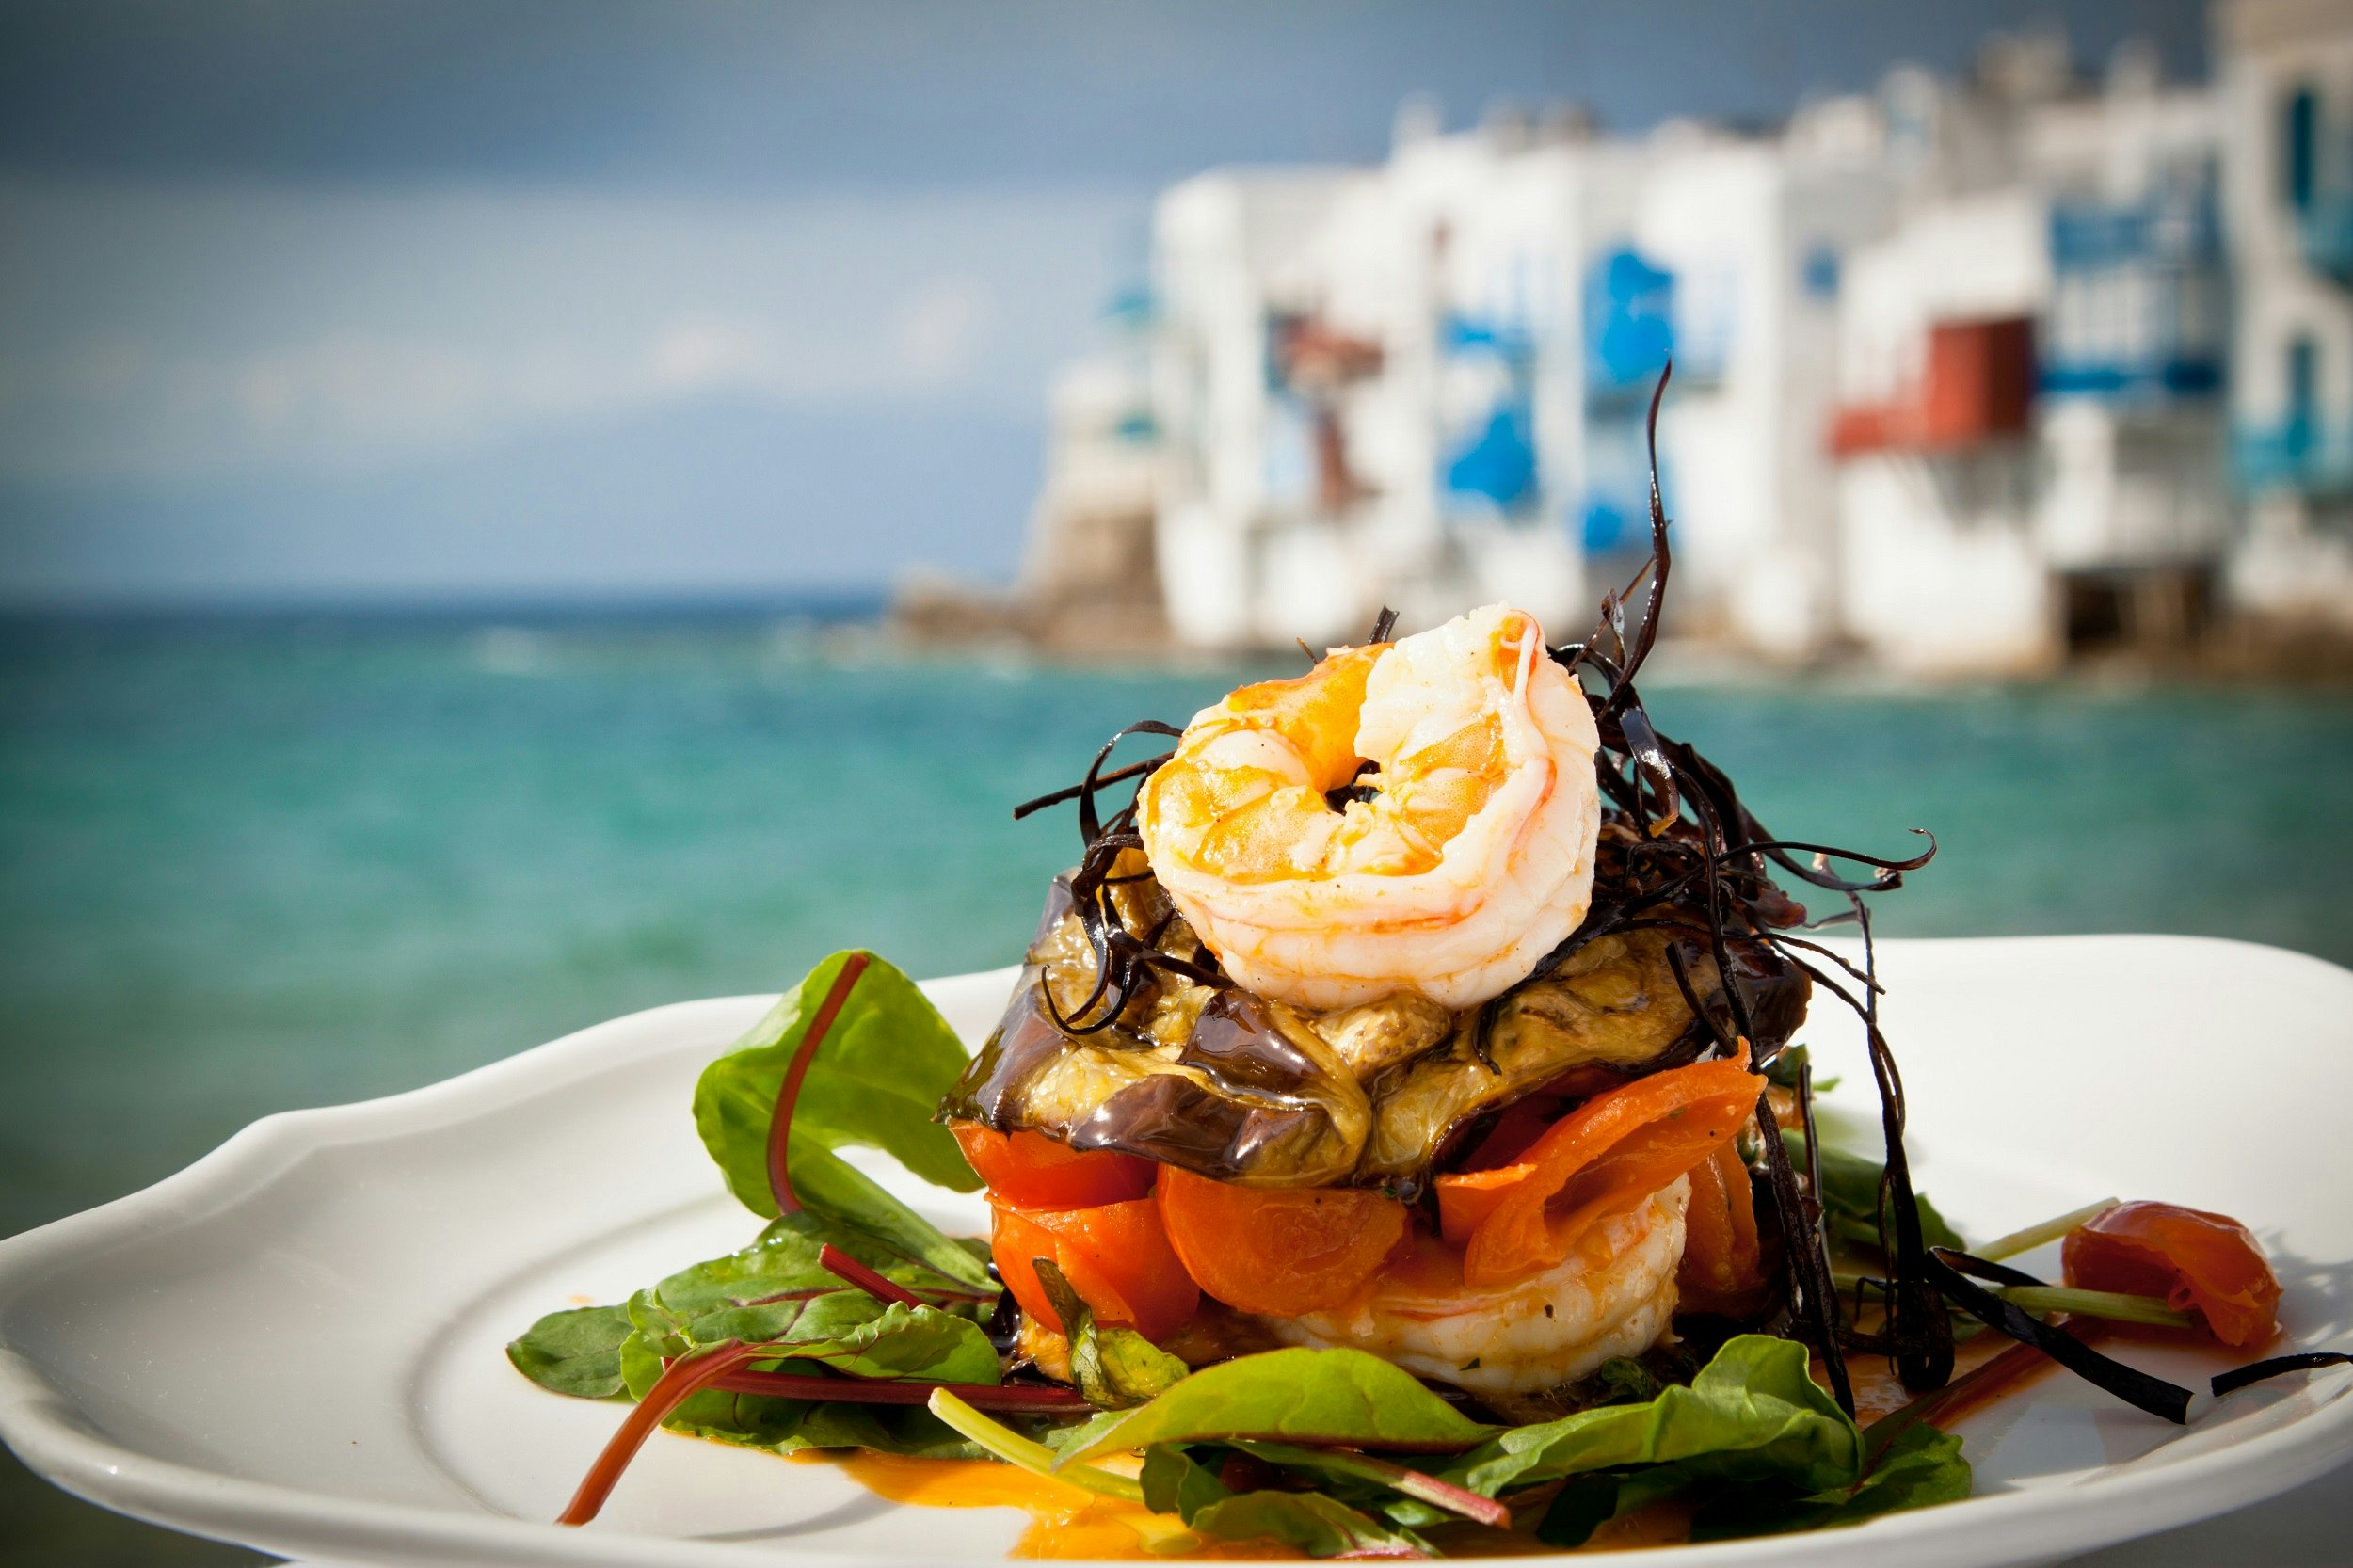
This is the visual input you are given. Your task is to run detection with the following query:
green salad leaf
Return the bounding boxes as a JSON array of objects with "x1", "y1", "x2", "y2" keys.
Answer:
[
  {"x1": 1140, "y1": 1447, "x2": 1430, "y2": 1558},
  {"x1": 655, "y1": 1212, "x2": 994, "y2": 1325},
  {"x1": 692, "y1": 951, "x2": 988, "y2": 1289},
  {"x1": 591, "y1": 1226, "x2": 1002, "y2": 1404},
  {"x1": 1060, "y1": 1347, "x2": 1495, "y2": 1464},
  {"x1": 664, "y1": 1388, "x2": 985, "y2": 1460},
  {"x1": 1440, "y1": 1336, "x2": 1968, "y2": 1544},
  {"x1": 1535, "y1": 1466, "x2": 1692, "y2": 1547},
  {"x1": 1438, "y1": 1336, "x2": 1859, "y2": 1497},
  {"x1": 505, "y1": 1304, "x2": 633, "y2": 1399},
  {"x1": 1032, "y1": 1258, "x2": 1190, "y2": 1410},
  {"x1": 1689, "y1": 1421, "x2": 1972, "y2": 1540},
  {"x1": 617, "y1": 1297, "x2": 999, "y2": 1395},
  {"x1": 514, "y1": 1215, "x2": 1000, "y2": 1414}
]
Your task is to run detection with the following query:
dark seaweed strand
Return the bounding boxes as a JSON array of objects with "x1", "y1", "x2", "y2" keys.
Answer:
[
  {"x1": 1756, "y1": 1089, "x2": 1853, "y2": 1415},
  {"x1": 1663, "y1": 941, "x2": 1737, "y2": 1057},
  {"x1": 1929, "y1": 1249, "x2": 2190, "y2": 1422},
  {"x1": 1370, "y1": 605, "x2": 1401, "y2": 644},
  {"x1": 1674, "y1": 787, "x2": 1757, "y2": 1048},
  {"x1": 1533, "y1": 365, "x2": 1852, "y2": 1410},
  {"x1": 1761, "y1": 922, "x2": 1952, "y2": 1384},
  {"x1": 1795, "y1": 1059, "x2": 1825, "y2": 1239},
  {"x1": 1541, "y1": 362, "x2": 1984, "y2": 1414},
  {"x1": 1859, "y1": 904, "x2": 1955, "y2": 1390},
  {"x1": 1613, "y1": 702, "x2": 1682, "y2": 838},
  {"x1": 1595, "y1": 365, "x2": 1675, "y2": 726},
  {"x1": 1012, "y1": 754, "x2": 1171, "y2": 823},
  {"x1": 2212, "y1": 1352, "x2": 2353, "y2": 1398},
  {"x1": 1044, "y1": 807, "x2": 1225, "y2": 1035},
  {"x1": 1072, "y1": 720, "x2": 1184, "y2": 846},
  {"x1": 1760, "y1": 930, "x2": 1883, "y2": 996},
  {"x1": 1015, "y1": 717, "x2": 1231, "y2": 1035}
]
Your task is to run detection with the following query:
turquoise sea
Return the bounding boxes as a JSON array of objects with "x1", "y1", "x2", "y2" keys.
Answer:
[{"x1": 4, "y1": 609, "x2": 2353, "y2": 1562}]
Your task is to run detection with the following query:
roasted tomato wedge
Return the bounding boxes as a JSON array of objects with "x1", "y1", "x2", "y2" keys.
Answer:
[
  {"x1": 952, "y1": 1123, "x2": 1157, "y2": 1209},
  {"x1": 1155, "y1": 1167, "x2": 1409, "y2": 1317},
  {"x1": 991, "y1": 1196, "x2": 1198, "y2": 1341},
  {"x1": 1675, "y1": 1137, "x2": 1768, "y2": 1317},
  {"x1": 2062, "y1": 1200, "x2": 2280, "y2": 1348},
  {"x1": 1435, "y1": 1054, "x2": 1765, "y2": 1288}
]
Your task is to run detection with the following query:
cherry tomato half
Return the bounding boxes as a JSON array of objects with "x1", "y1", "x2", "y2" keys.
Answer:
[
  {"x1": 2063, "y1": 1200, "x2": 2280, "y2": 1348},
  {"x1": 952, "y1": 1122, "x2": 1157, "y2": 1209},
  {"x1": 991, "y1": 1196, "x2": 1198, "y2": 1342}
]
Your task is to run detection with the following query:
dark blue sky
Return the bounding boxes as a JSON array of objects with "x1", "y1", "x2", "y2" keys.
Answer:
[
  {"x1": 0, "y1": 0, "x2": 2210, "y2": 185},
  {"x1": 0, "y1": 0, "x2": 2214, "y2": 606}
]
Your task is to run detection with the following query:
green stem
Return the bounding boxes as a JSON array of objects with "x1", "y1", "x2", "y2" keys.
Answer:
[
  {"x1": 925, "y1": 1388, "x2": 1143, "y2": 1501},
  {"x1": 925, "y1": 1391, "x2": 1203, "y2": 1554},
  {"x1": 1997, "y1": 1285, "x2": 2193, "y2": 1329},
  {"x1": 1977, "y1": 1199, "x2": 2117, "y2": 1262}
]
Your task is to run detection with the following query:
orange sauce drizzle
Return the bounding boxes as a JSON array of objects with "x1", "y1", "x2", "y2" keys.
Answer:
[
  {"x1": 802, "y1": 1449, "x2": 1711, "y2": 1558},
  {"x1": 793, "y1": 1450, "x2": 1299, "y2": 1560}
]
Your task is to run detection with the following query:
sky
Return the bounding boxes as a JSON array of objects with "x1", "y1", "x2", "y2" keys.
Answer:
[{"x1": 0, "y1": 0, "x2": 2211, "y2": 608}]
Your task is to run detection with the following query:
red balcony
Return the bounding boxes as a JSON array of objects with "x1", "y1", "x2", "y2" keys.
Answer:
[{"x1": 1831, "y1": 316, "x2": 2036, "y2": 457}]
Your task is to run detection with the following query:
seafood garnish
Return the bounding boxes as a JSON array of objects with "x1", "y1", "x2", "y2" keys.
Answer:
[
  {"x1": 1137, "y1": 602, "x2": 1601, "y2": 1011},
  {"x1": 513, "y1": 369, "x2": 2305, "y2": 1559}
]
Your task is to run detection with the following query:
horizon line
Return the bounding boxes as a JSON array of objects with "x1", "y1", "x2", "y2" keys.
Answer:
[{"x1": 0, "y1": 583, "x2": 902, "y2": 625}]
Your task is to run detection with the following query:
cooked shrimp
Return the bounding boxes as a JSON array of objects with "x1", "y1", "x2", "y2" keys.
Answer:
[
  {"x1": 1135, "y1": 603, "x2": 1601, "y2": 1011},
  {"x1": 1263, "y1": 1179, "x2": 1688, "y2": 1395}
]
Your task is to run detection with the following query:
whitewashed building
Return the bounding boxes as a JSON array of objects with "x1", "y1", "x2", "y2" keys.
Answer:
[
  {"x1": 1150, "y1": 109, "x2": 1632, "y2": 650},
  {"x1": 1146, "y1": 103, "x2": 1892, "y2": 655},
  {"x1": 1831, "y1": 38, "x2": 2231, "y2": 673},
  {"x1": 1012, "y1": 8, "x2": 2353, "y2": 669},
  {"x1": 2218, "y1": 0, "x2": 2353, "y2": 631}
]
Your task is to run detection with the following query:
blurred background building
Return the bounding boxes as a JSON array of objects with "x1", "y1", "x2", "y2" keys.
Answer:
[{"x1": 995, "y1": 0, "x2": 2353, "y2": 673}]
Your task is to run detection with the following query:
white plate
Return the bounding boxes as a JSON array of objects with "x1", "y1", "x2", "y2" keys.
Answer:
[{"x1": 1, "y1": 936, "x2": 2349, "y2": 1567}]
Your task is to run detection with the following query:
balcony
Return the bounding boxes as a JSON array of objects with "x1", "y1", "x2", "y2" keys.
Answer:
[
  {"x1": 2301, "y1": 193, "x2": 2353, "y2": 289},
  {"x1": 2040, "y1": 355, "x2": 2222, "y2": 400},
  {"x1": 1831, "y1": 317, "x2": 2036, "y2": 457},
  {"x1": 1580, "y1": 247, "x2": 1724, "y2": 408},
  {"x1": 2233, "y1": 422, "x2": 2353, "y2": 499}
]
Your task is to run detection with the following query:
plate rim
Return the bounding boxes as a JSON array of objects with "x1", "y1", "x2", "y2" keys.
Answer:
[{"x1": 3, "y1": 935, "x2": 2350, "y2": 1567}]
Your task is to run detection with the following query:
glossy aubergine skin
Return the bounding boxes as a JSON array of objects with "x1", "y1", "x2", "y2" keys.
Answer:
[
  {"x1": 938, "y1": 875, "x2": 1809, "y2": 1191},
  {"x1": 1355, "y1": 926, "x2": 1807, "y2": 1184},
  {"x1": 941, "y1": 874, "x2": 1371, "y2": 1187}
]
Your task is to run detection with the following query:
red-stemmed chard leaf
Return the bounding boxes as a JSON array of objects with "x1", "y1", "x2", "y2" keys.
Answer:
[
  {"x1": 819, "y1": 1241, "x2": 929, "y2": 1311},
  {"x1": 558, "y1": 1341, "x2": 766, "y2": 1525},
  {"x1": 767, "y1": 952, "x2": 872, "y2": 1215}
]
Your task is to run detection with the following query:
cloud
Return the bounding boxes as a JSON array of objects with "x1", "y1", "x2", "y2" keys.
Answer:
[
  {"x1": 648, "y1": 316, "x2": 780, "y2": 394},
  {"x1": 0, "y1": 177, "x2": 1146, "y2": 484},
  {"x1": 890, "y1": 278, "x2": 994, "y2": 384}
]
